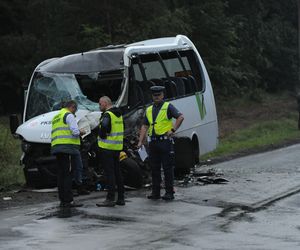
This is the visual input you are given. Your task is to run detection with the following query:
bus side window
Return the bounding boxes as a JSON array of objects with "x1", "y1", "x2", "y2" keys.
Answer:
[
  {"x1": 136, "y1": 84, "x2": 144, "y2": 104},
  {"x1": 168, "y1": 77, "x2": 185, "y2": 96},
  {"x1": 128, "y1": 79, "x2": 144, "y2": 107},
  {"x1": 150, "y1": 78, "x2": 164, "y2": 85},
  {"x1": 180, "y1": 77, "x2": 191, "y2": 94},
  {"x1": 149, "y1": 78, "x2": 177, "y2": 99},
  {"x1": 179, "y1": 50, "x2": 204, "y2": 93},
  {"x1": 187, "y1": 75, "x2": 197, "y2": 94},
  {"x1": 163, "y1": 80, "x2": 177, "y2": 99},
  {"x1": 140, "y1": 80, "x2": 154, "y2": 104}
]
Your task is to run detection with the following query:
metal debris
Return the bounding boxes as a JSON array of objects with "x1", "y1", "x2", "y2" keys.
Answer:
[
  {"x1": 3, "y1": 197, "x2": 12, "y2": 201},
  {"x1": 176, "y1": 167, "x2": 229, "y2": 186}
]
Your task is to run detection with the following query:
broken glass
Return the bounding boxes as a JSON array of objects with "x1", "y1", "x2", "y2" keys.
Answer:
[{"x1": 25, "y1": 72, "x2": 100, "y2": 120}]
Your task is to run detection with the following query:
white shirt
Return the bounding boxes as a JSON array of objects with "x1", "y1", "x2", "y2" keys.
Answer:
[{"x1": 65, "y1": 113, "x2": 80, "y2": 136}]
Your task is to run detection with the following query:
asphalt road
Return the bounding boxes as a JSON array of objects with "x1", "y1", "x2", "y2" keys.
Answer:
[{"x1": 1, "y1": 144, "x2": 300, "y2": 250}]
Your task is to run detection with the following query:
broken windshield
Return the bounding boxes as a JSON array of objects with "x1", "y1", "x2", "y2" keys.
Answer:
[{"x1": 25, "y1": 71, "x2": 124, "y2": 120}]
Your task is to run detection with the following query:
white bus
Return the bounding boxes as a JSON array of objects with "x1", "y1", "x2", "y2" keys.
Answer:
[{"x1": 10, "y1": 35, "x2": 218, "y2": 188}]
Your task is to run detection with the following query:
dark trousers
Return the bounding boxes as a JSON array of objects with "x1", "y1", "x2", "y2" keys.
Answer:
[
  {"x1": 56, "y1": 153, "x2": 73, "y2": 203},
  {"x1": 99, "y1": 149, "x2": 124, "y2": 201},
  {"x1": 149, "y1": 139, "x2": 175, "y2": 195},
  {"x1": 72, "y1": 153, "x2": 84, "y2": 185}
]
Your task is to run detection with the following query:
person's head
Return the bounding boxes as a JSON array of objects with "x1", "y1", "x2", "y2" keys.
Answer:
[
  {"x1": 99, "y1": 96, "x2": 112, "y2": 112},
  {"x1": 150, "y1": 86, "x2": 165, "y2": 104},
  {"x1": 63, "y1": 100, "x2": 78, "y2": 114},
  {"x1": 59, "y1": 91, "x2": 72, "y2": 109}
]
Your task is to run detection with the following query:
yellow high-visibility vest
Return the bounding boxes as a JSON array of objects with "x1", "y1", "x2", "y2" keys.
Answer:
[
  {"x1": 51, "y1": 108, "x2": 80, "y2": 147},
  {"x1": 98, "y1": 111, "x2": 124, "y2": 150},
  {"x1": 146, "y1": 102, "x2": 173, "y2": 136}
]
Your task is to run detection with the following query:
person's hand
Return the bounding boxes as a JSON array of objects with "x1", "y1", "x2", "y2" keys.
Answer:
[
  {"x1": 166, "y1": 130, "x2": 175, "y2": 137},
  {"x1": 137, "y1": 141, "x2": 143, "y2": 149},
  {"x1": 80, "y1": 128, "x2": 86, "y2": 136}
]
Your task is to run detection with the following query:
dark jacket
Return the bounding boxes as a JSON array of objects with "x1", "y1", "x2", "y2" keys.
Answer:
[{"x1": 99, "y1": 107, "x2": 123, "y2": 139}]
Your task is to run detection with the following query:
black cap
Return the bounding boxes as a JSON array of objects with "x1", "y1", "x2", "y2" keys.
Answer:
[{"x1": 150, "y1": 85, "x2": 165, "y2": 94}]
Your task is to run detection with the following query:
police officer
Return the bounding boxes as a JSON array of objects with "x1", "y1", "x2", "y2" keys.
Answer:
[
  {"x1": 96, "y1": 96, "x2": 125, "y2": 207},
  {"x1": 51, "y1": 100, "x2": 85, "y2": 207},
  {"x1": 138, "y1": 86, "x2": 184, "y2": 200}
]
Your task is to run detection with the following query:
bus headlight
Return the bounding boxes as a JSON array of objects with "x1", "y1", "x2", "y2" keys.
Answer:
[{"x1": 21, "y1": 141, "x2": 32, "y2": 153}]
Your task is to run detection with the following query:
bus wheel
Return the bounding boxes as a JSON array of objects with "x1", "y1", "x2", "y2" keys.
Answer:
[
  {"x1": 174, "y1": 137, "x2": 195, "y2": 177},
  {"x1": 192, "y1": 135, "x2": 200, "y2": 164},
  {"x1": 120, "y1": 158, "x2": 143, "y2": 188},
  {"x1": 24, "y1": 165, "x2": 57, "y2": 188}
]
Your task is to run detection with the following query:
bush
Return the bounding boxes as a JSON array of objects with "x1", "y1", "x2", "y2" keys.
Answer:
[{"x1": 0, "y1": 117, "x2": 24, "y2": 190}]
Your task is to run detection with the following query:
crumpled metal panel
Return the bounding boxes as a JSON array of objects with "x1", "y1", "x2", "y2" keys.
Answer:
[{"x1": 39, "y1": 49, "x2": 125, "y2": 73}]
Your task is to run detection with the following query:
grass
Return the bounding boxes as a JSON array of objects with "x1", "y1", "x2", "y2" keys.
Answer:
[
  {"x1": 201, "y1": 117, "x2": 300, "y2": 160},
  {"x1": 0, "y1": 116, "x2": 24, "y2": 190}
]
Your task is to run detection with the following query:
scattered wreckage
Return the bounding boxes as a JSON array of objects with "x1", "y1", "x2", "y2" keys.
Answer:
[{"x1": 176, "y1": 167, "x2": 229, "y2": 187}]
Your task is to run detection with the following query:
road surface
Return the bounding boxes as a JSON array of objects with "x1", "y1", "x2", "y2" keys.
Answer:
[{"x1": 1, "y1": 144, "x2": 300, "y2": 250}]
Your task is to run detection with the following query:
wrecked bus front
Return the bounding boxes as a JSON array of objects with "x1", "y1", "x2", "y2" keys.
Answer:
[
  {"x1": 15, "y1": 48, "x2": 130, "y2": 188},
  {"x1": 25, "y1": 49, "x2": 125, "y2": 122}
]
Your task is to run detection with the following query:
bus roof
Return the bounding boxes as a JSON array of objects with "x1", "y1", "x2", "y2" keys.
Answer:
[
  {"x1": 38, "y1": 48, "x2": 125, "y2": 74},
  {"x1": 37, "y1": 35, "x2": 192, "y2": 74}
]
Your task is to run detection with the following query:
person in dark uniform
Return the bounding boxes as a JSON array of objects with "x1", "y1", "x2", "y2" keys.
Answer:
[
  {"x1": 138, "y1": 86, "x2": 184, "y2": 200},
  {"x1": 96, "y1": 96, "x2": 125, "y2": 207}
]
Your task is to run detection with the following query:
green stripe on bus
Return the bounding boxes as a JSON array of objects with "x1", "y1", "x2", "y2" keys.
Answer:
[{"x1": 195, "y1": 93, "x2": 206, "y2": 120}]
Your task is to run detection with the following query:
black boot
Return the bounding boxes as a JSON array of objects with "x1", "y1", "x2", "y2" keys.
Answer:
[
  {"x1": 96, "y1": 199, "x2": 116, "y2": 207},
  {"x1": 116, "y1": 194, "x2": 125, "y2": 206},
  {"x1": 162, "y1": 193, "x2": 174, "y2": 201},
  {"x1": 77, "y1": 185, "x2": 90, "y2": 195},
  {"x1": 147, "y1": 192, "x2": 161, "y2": 200},
  {"x1": 116, "y1": 199, "x2": 125, "y2": 206},
  {"x1": 61, "y1": 201, "x2": 83, "y2": 207}
]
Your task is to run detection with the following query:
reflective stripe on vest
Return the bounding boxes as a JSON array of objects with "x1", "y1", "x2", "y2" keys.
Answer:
[
  {"x1": 51, "y1": 108, "x2": 80, "y2": 147},
  {"x1": 98, "y1": 111, "x2": 124, "y2": 150},
  {"x1": 146, "y1": 102, "x2": 173, "y2": 136}
]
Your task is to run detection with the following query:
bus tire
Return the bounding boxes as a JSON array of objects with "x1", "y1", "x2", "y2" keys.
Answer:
[
  {"x1": 24, "y1": 164, "x2": 57, "y2": 189},
  {"x1": 174, "y1": 137, "x2": 195, "y2": 177},
  {"x1": 120, "y1": 158, "x2": 143, "y2": 188},
  {"x1": 192, "y1": 135, "x2": 200, "y2": 164}
]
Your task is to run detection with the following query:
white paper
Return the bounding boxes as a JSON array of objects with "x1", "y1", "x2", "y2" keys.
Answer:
[
  {"x1": 80, "y1": 125, "x2": 91, "y2": 139},
  {"x1": 77, "y1": 117, "x2": 91, "y2": 139},
  {"x1": 138, "y1": 145, "x2": 148, "y2": 161}
]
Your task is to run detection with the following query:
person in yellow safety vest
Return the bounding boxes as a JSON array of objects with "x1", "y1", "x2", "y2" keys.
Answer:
[
  {"x1": 96, "y1": 96, "x2": 125, "y2": 207},
  {"x1": 138, "y1": 86, "x2": 184, "y2": 201},
  {"x1": 51, "y1": 100, "x2": 86, "y2": 208}
]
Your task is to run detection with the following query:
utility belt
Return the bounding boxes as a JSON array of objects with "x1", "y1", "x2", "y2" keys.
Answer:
[{"x1": 148, "y1": 135, "x2": 171, "y2": 142}]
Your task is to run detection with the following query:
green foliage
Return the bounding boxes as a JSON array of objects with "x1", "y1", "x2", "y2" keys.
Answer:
[
  {"x1": 202, "y1": 118, "x2": 300, "y2": 160},
  {"x1": 0, "y1": 117, "x2": 24, "y2": 190},
  {"x1": 227, "y1": 0, "x2": 297, "y2": 94},
  {"x1": 188, "y1": 0, "x2": 242, "y2": 96},
  {"x1": 78, "y1": 25, "x2": 111, "y2": 50},
  {"x1": 0, "y1": 0, "x2": 299, "y2": 114}
]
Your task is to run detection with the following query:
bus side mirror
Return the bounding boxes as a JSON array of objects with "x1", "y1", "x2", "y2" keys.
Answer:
[{"x1": 10, "y1": 114, "x2": 19, "y2": 135}]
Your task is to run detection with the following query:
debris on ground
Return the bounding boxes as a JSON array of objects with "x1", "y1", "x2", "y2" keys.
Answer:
[
  {"x1": 176, "y1": 166, "x2": 229, "y2": 187},
  {"x1": 3, "y1": 197, "x2": 12, "y2": 201},
  {"x1": 31, "y1": 188, "x2": 58, "y2": 193}
]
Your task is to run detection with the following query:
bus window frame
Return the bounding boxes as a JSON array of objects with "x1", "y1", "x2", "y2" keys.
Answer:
[{"x1": 128, "y1": 49, "x2": 206, "y2": 109}]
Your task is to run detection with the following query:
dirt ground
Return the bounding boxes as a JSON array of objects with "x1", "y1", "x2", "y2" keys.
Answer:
[
  {"x1": 217, "y1": 93, "x2": 298, "y2": 138},
  {"x1": 1, "y1": 93, "x2": 299, "y2": 209}
]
